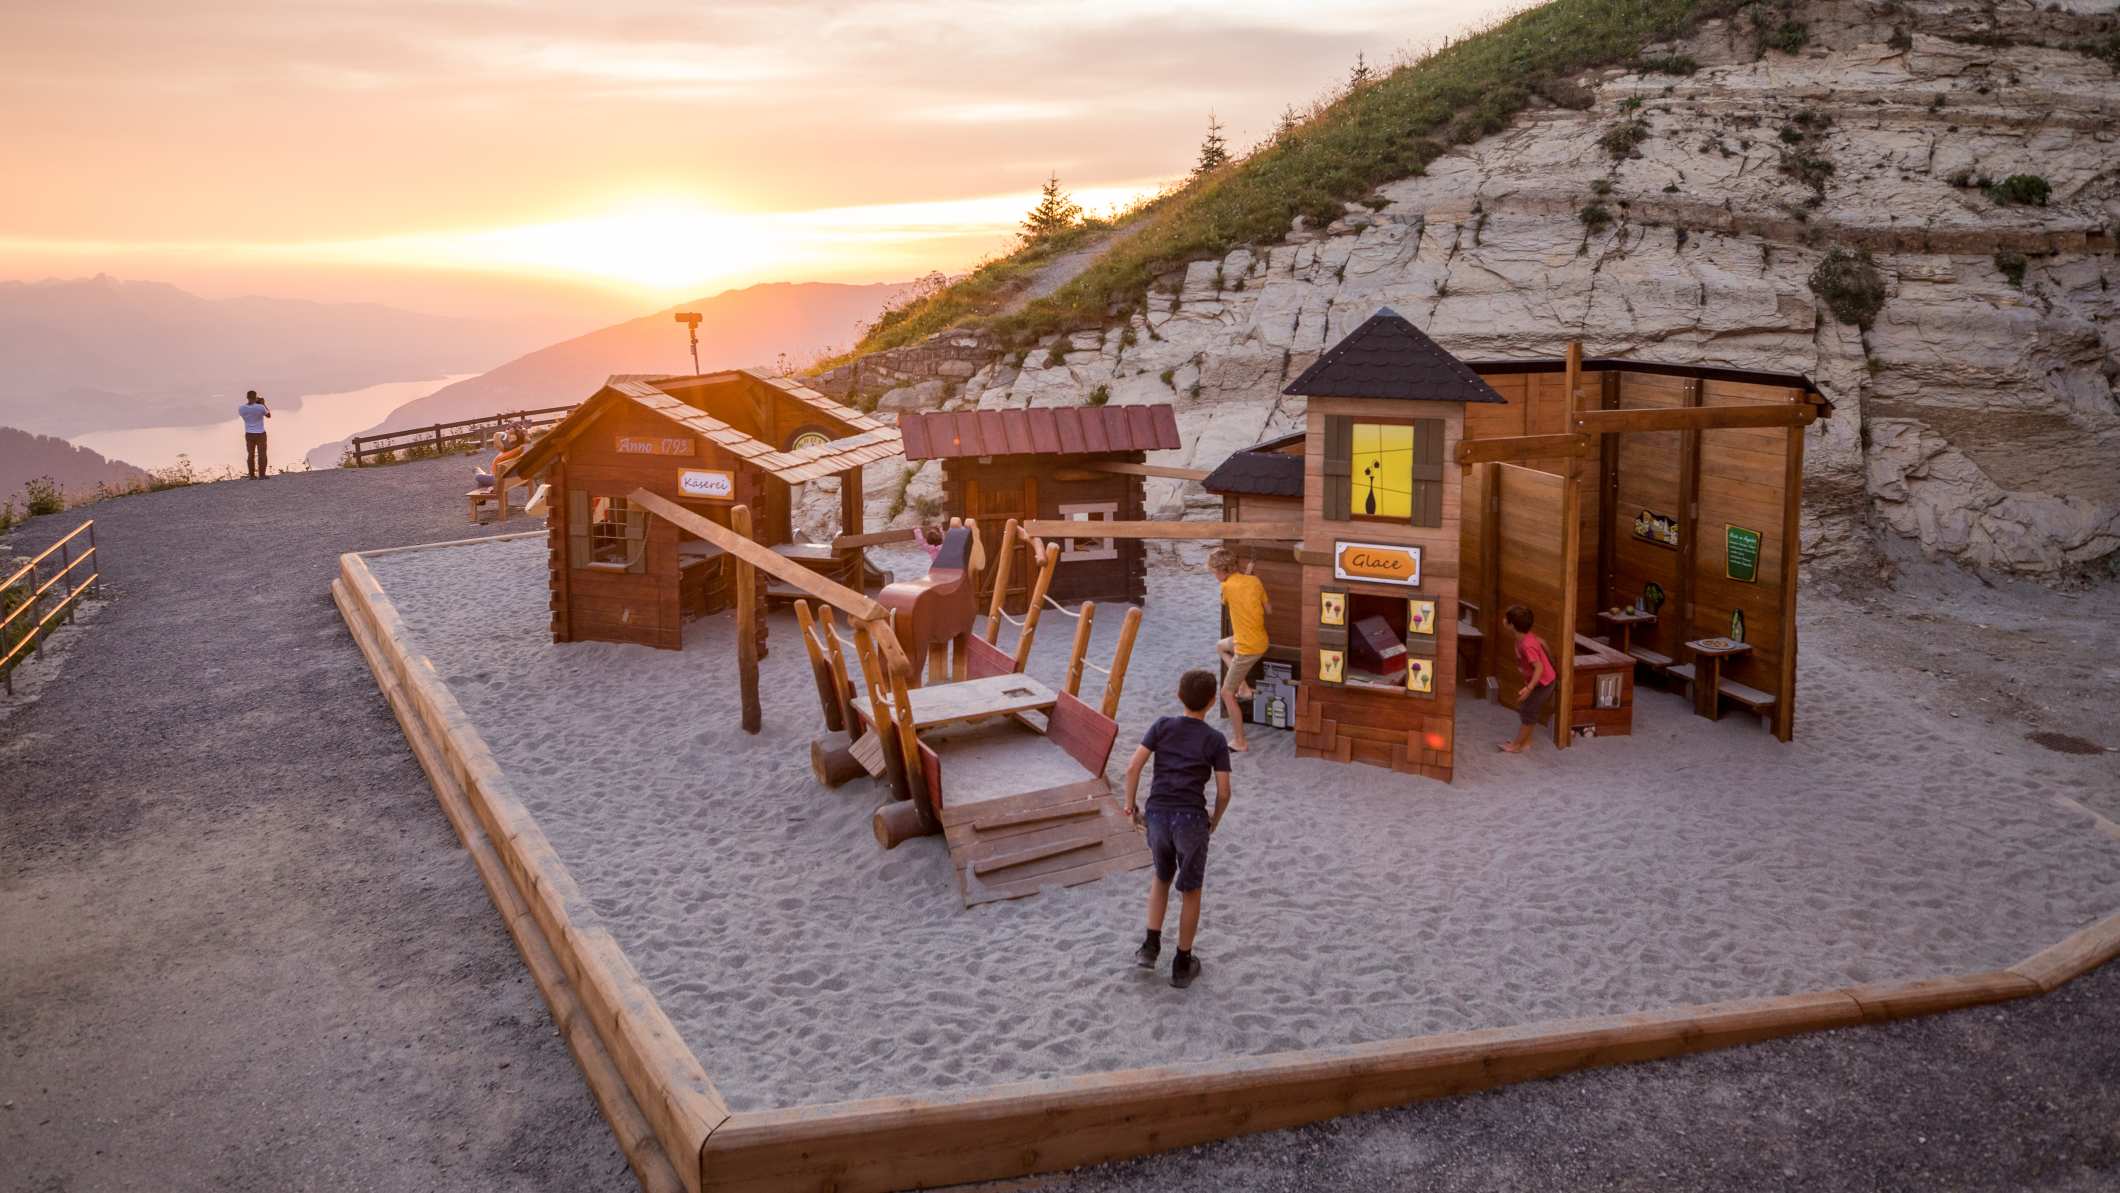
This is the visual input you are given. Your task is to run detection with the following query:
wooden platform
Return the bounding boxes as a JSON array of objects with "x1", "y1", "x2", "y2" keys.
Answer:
[
  {"x1": 337, "y1": 537, "x2": 2120, "y2": 1193},
  {"x1": 940, "y1": 778, "x2": 1150, "y2": 907}
]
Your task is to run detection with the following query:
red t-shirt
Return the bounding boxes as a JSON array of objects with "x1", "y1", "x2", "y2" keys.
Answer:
[{"x1": 1516, "y1": 632, "x2": 1557, "y2": 686}]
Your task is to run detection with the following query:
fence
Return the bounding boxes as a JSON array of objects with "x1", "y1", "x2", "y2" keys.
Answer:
[
  {"x1": 345, "y1": 405, "x2": 576, "y2": 467},
  {"x1": 1, "y1": 518, "x2": 100, "y2": 695}
]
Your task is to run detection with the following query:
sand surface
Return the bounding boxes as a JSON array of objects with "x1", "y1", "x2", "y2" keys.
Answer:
[{"x1": 367, "y1": 537, "x2": 2120, "y2": 1112}]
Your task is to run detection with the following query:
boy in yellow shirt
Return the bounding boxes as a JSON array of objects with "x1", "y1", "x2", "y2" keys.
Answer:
[{"x1": 1208, "y1": 548, "x2": 1269, "y2": 753}]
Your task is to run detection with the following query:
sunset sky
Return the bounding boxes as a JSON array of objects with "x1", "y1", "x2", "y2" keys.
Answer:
[{"x1": 1, "y1": 0, "x2": 1513, "y2": 324}]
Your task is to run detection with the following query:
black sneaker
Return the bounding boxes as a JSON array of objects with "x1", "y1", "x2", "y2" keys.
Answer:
[
  {"x1": 1171, "y1": 952, "x2": 1201, "y2": 988},
  {"x1": 1133, "y1": 940, "x2": 1160, "y2": 969}
]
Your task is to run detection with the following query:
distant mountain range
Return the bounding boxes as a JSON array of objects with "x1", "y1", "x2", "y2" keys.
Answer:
[
  {"x1": 0, "y1": 426, "x2": 148, "y2": 510},
  {"x1": 0, "y1": 275, "x2": 543, "y2": 437},
  {"x1": 340, "y1": 280, "x2": 912, "y2": 455}
]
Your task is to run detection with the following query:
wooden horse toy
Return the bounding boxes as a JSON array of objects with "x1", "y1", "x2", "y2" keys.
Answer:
[{"x1": 876, "y1": 522, "x2": 983, "y2": 687}]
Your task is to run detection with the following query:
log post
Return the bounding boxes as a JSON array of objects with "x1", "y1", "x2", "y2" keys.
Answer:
[
  {"x1": 1100, "y1": 607, "x2": 1143, "y2": 719},
  {"x1": 1011, "y1": 542, "x2": 1060, "y2": 672},
  {"x1": 1063, "y1": 601, "x2": 1098, "y2": 697},
  {"x1": 792, "y1": 601, "x2": 843, "y2": 733},
  {"x1": 983, "y1": 519, "x2": 1020, "y2": 643},
  {"x1": 732, "y1": 503, "x2": 762, "y2": 735}
]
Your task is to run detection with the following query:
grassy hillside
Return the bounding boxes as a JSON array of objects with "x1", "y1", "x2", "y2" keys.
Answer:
[{"x1": 846, "y1": 0, "x2": 1747, "y2": 357}]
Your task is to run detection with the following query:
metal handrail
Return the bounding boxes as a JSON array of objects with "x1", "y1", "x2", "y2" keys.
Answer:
[
  {"x1": 1, "y1": 518, "x2": 93, "y2": 593},
  {"x1": 347, "y1": 405, "x2": 576, "y2": 465},
  {"x1": 1, "y1": 517, "x2": 102, "y2": 689}
]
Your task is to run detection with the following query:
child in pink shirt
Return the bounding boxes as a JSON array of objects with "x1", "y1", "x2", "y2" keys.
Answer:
[{"x1": 1502, "y1": 603, "x2": 1557, "y2": 754}]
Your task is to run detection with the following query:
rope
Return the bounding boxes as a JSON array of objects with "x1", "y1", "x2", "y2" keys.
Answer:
[
  {"x1": 1081, "y1": 659, "x2": 1111, "y2": 676},
  {"x1": 998, "y1": 610, "x2": 1026, "y2": 628},
  {"x1": 1040, "y1": 594, "x2": 1081, "y2": 618}
]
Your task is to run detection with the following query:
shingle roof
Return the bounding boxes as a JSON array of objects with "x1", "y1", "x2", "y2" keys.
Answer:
[
  {"x1": 899, "y1": 404, "x2": 1181, "y2": 461},
  {"x1": 513, "y1": 372, "x2": 900, "y2": 483},
  {"x1": 1283, "y1": 307, "x2": 1506, "y2": 403},
  {"x1": 1201, "y1": 450, "x2": 1304, "y2": 498}
]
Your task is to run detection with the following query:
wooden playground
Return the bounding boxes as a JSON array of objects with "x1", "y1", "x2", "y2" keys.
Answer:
[{"x1": 329, "y1": 321, "x2": 2120, "y2": 1193}]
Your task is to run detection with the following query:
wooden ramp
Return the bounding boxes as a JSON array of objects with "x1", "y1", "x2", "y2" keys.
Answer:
[{"x1": 941, "y1": 779, "x2": 1150, "y2": 908}]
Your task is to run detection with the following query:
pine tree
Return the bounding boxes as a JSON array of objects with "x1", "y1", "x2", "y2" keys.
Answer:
[
  {"x1": 1348, "y1": 51, "x2": 1373, "y2": 90},
  {"x1": 1274, "y1": 105, "x2": 1302, "y2": 142},
  {"x1": 1194, "y1": 112, "x2": 1230, "y2": 176},
  {"x1": 1020, "y1": 172, "x2": 1083, "y2": 244}
]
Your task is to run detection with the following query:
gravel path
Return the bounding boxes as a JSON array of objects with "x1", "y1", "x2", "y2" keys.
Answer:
[
  {"x1": 3, "y1": 459, "x2": 2115, "y2": 1192},
  {"x1": 1, "y1": 459, "x2": 631, "y2": 1193}
]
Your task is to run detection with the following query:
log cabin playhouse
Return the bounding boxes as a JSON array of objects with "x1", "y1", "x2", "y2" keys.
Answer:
[
  {"x1": 1226, "y1": 308, "x2": 1830, "y2": 781},
  {"x1": 897, "y1": 405, "x2": 1182, "y2": 612},
  {"x1": 511, "y1": 370, "x2": 901, "y2": 650}
]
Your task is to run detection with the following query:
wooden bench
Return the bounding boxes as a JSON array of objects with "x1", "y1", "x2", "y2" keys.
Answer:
[
  {"x1": 1665, "y1": 665, "x2": 1777, "y2": 728},
  {"x1": 1627, "y1": 645, "x2": 1673, "y2": 670}
]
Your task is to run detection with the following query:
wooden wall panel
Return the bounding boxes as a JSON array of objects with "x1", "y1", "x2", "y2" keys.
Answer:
[
  {"x1": 1493, "y1": 464, "x2": 1566, "y2": 711},
  {"x1": 1695, "y1": 392, "x2": 1792, "y2": 697},
  {"x1": 1607, "y1": 377, "x2": 1687, "y2": 662}
]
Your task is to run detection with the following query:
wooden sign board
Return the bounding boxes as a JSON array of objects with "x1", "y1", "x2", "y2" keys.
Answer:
[
  {"x1": 617, "y1": 435, "x2": 695, "y2": 456},
  {"x1": 678, "y1": 468, "x2": 736, "y2": 500},
  {"x1": 1726, "y1": 524, "x2": 1762, "y2": 582},
  {"x1": 1632, "y1": 508, "x2": 1679, "y2": 550},
  {"x1": 1332, "y1": 540, "x2": 1422, "y2": 587}
]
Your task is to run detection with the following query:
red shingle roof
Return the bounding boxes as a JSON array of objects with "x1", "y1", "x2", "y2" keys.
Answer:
[{"x1": 899, "y1": 405, "x2": 1181, "y2": 461}]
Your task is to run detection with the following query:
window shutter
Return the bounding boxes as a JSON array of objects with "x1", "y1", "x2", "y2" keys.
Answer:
[
  {"x1": 567, "y1": 490, "x2": 591, "y2": 568},
  {"x1": 1409, "y1": 418, "x2": 1444, "y2": 528},
  {"x1": 1321, "y1": 416, "x2": 1351, "y2": 523},
  {"x1": 624, "y1": 503, "x2": 648, "y2": 574}
]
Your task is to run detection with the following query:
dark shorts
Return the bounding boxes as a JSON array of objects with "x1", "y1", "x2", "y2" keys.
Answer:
[
  {"x1": 1146, "y1": 807, "x2": 1211, "y2": 893},
  {"x1": 1520, "y1": 680, "x2": 1556, "y2": 726}
]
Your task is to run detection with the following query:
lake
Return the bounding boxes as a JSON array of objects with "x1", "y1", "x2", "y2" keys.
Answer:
[{"x1": 70, "y1": 374, "x2": 476, "y2": 478}]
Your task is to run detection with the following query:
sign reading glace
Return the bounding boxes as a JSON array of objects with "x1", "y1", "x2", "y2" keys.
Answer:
[
  {"x1": 1333, "y1": 540, "x2": 1421, "y2": 587},
  {"x1": 677, "y1": 468, "x2": 735, "y2": 500}
]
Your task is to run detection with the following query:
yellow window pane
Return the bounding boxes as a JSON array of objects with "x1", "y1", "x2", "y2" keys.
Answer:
[{"x1": 1350, "y1": 422, "x2": 1416, "y2": 518}]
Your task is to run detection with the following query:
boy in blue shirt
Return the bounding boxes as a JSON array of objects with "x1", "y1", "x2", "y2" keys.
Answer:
[{"x1": 1122, "y1": 669, "x2": 1233, "y2": 988}]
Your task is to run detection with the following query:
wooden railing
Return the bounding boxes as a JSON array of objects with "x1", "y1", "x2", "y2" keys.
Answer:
[
  {"x1": 345, "y1": 405, "x2": 576, "y2": 467},
  {"x1": 1, "y1": 518, "x2": 100, "y2": 694}
]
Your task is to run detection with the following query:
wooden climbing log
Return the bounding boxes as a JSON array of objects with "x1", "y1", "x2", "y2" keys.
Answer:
[
  {"x1": 1064, "y1": 602, "x2": 1097, "y2": 697},
  {"x1": 983, "y1": 519, "x2": 1020, "y2": 644},
  {"x1": 792, "y1": 601, "x2": 844, "y2": 734}
]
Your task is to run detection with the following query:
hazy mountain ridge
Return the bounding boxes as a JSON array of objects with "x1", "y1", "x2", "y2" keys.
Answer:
[
  {"x1": 348, "y1": 280, "x2": 914, "y2": 448},
  {"x1": 0, "y1": 425, "x2": 148, "y2": 508},
  {"x1": 0, "y1": 275, "x2": 542, "y2": 437}
]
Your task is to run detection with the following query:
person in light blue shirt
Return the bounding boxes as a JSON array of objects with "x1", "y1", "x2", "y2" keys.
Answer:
[{"x1": 237, "y1": 390, "x2": 271, "y2": 478}]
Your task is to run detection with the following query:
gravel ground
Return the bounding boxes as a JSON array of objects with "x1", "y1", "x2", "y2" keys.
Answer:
[
  {"x1": 1, "y1": 458, "x2": 631, "y2": 1193},
  {"x1": 2, "y1": 458, "x2": 2115, "y2": 1192}
]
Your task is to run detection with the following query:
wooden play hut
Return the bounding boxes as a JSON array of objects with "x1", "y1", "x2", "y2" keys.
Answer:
[
  {"x1": 898, "y1": 405, "x2": 1182, "y2": 612},
  {"x1": 1235, "y1": 309, "x2": 1829, "y2": 776},
  {"x1": 511, "y1": 370, "x2": 901, "y2": 650},
  {"x1": 1456, "y1": 350, "x2": 1828, "y2": 745},
  {"x1": 1201, "y1": 431, "x2": 1308, "y2": 682}
]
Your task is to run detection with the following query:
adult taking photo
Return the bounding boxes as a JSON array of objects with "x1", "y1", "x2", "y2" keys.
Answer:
[{"x1": 238, "y1": 390, "x2": 271, "y2": 478}]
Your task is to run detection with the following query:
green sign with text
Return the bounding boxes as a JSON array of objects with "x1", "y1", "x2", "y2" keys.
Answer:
[{"x1": 1726, "y1": 524, "x2": 1762, "y2": 583}]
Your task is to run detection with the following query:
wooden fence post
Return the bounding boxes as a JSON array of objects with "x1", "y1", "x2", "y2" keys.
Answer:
[{"x1": 732, "y1": 504, "x2": 762, "y2": 734}]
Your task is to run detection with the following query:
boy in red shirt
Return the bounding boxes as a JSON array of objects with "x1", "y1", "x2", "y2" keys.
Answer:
[{"x1": 1502, "y1": 603, "x2": 1557, "y2": 754}]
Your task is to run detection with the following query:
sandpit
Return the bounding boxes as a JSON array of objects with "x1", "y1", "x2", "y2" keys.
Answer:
[{"x1": 364, "y1": 536, "x2": 2120, "y2": 1114}]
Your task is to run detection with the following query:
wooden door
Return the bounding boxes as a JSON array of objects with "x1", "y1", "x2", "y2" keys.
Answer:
[{"x1": 964, "y1": 472, "x2": 1035, "y2": 615}]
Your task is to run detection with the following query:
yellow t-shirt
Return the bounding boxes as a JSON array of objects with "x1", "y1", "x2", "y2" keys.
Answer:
[{"x1": 1221, "y1": 573, "x2": 1269, "y2": 657}]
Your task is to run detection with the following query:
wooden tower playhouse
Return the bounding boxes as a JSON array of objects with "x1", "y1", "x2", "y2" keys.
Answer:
[
  {"x1": 1283, "y1": 309, "x2": 1493, "y2": 780},
  {"x1": 1244, "y1": 308, "x2": 1828, "y2": 781},
  {"x1": 511, "y1": 370, "x2": 900, "y2": 650}
]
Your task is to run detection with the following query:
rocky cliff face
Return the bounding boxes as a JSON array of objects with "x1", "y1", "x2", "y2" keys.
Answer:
[{"x1": 820, "y1": 0, "x2": 2120, "y2": 584}]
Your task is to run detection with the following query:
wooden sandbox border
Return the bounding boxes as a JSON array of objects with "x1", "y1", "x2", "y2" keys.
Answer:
[{"x1": 336, "y1": 539, "x2": 2120, "y2": 1193}]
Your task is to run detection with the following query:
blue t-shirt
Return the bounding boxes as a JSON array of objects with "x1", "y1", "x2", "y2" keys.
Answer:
[
  {"x1": 1140, "y1": 715, "x2": 1231, "y2": 813},
  {"x1": 238, "y1": 402, "x2": 269, "y2": 434}
]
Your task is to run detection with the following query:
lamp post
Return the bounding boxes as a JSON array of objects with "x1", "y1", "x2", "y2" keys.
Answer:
[{"x1": 675, "y1": 311, "x2": 703, "y2": 374}]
